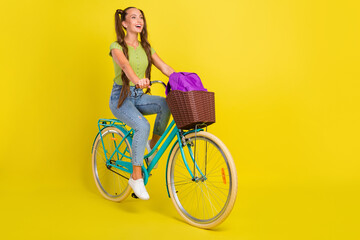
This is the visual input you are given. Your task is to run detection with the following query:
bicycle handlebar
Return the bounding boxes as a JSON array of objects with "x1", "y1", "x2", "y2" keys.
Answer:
[
  {"x1": 135, "y1": 80, "x2": 167, "y2": 89},
  {"x1": 150, "y1": 80, "x2": 167, "y2": 89}
]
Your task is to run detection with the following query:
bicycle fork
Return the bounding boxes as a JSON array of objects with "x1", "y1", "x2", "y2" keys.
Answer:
[{"x1": 176, "y1": 130, "x2": 207, "y2": 182}]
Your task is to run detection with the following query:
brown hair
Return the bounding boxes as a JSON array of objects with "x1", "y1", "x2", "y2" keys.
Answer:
[{"x1": 114, "y1": 7, "x2": 153, "y2": 108}]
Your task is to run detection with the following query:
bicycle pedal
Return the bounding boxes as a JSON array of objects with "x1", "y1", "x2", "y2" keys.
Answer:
[{"x1": 131, "y1": 193, "x2": 139, "y2": 199}]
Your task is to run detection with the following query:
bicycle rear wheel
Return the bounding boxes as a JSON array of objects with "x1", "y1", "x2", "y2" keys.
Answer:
[
  {"x1": 92, "y1": 126, "x2": 132, "y2": 202},
  {"x1": 167, "y1": 131, "x2": 237, "y2": 229}
]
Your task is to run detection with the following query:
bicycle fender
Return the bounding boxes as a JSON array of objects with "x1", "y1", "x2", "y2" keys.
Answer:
[
  {"x1": 165, "y1": 128, "x2": 204, "y2": 198},
  {"x1": 91, "y1": 125, "x2": 133, "y2": 154}
]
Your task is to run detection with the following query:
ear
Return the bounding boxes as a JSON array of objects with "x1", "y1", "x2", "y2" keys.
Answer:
[{"x1": 121, "y1": 21, "x2": 127, "y2": 29}]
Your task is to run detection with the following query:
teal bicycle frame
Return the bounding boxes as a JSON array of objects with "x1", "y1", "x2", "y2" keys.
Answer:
[{"x1": 93, "y1": 118, "x2": 204, "y2": 197}]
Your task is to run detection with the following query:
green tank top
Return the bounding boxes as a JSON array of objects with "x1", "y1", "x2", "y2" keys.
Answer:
[{"x1": 109, "y1": 41, "x2": 156, "y2": 86}]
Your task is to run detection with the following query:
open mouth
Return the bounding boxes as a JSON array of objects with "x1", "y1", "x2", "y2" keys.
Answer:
[{"x1": 136, "y1": 25, "x2": 142, "y2": 29}]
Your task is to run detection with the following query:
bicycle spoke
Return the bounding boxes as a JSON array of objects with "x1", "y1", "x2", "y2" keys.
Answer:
[
  {"x1": 171, "y1": 180, "x2": 194, "y2": 187},
  {"x1": 174, "y1": 168, "x2": 191, "y2": 179},
  {"x1": 203, "y1": 181, "x2": 228, "y2": 208},
  {"x1": 206, "y1": 180, "x2": 230, "y2": 192},
  {"x1": 172, "y1": 179, "x2": 193, "y2": 184},
  {"x1": 200, "y1": 182, "x2": 218, "y2": 218},
  {"x1": 176, "y1": 181, "x2": 198, "y2": 196}
]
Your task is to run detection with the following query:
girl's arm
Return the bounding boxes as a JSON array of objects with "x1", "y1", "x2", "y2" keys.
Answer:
[
  {"x1": 151, "y1": 52, "x2": 175, "y2": 77},
  {"x1": 111, "y1": 48, "x2": 142, "y2": 85}
]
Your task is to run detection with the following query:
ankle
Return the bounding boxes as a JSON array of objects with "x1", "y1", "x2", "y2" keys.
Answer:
[
  {"x1": 150, "y1": 139, "x2": 156, "y2": 149},
  {"x1": 131, "y1": 174, "x2": 142, "y2": 180}
]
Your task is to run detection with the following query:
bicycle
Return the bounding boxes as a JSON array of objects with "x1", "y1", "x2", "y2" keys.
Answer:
[{"x1": 91, "y1": 80, "x2": 238, "y2": 229}]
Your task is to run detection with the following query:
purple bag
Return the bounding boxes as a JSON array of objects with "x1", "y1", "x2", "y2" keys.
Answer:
[{"x1": 165, "y1": 72, "x2": 207, "y2": 96}]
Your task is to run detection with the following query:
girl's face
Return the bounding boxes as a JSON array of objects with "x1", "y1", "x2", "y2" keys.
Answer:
[{"x1": 122, "y1": 8, "x2": 144, "y2": 34}]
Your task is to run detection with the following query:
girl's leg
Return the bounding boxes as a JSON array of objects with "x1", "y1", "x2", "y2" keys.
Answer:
[
  {"x1": 109, "y1": 97, "x2": 150, "y2": 177},
  {"x1": 110, "y1": 93, "x2": 149, "y2": 199},
  {"x1": 131, "y1": 166, "x2": 143, "y2": 180},
  {"x1": 135, "y1": 94, "x2": 171, "y2": 147},
  {"x1": 150, "y1": 134, "x2": 161, "y2": 149}
]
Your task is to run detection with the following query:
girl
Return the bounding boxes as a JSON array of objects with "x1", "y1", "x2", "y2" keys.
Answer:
[{"x1": 109, "y1": 7, "x2": 175, "y2": 200}]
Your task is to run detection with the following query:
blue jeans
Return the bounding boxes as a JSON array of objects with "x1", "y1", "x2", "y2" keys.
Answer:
[{"x1": 109, "y1": 82, "x2": 171, "y2": 166}]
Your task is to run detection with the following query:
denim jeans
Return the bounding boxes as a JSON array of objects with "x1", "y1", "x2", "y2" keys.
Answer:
[{"x1": 109, "y1": 82, "x2": 171, "y2": 166}]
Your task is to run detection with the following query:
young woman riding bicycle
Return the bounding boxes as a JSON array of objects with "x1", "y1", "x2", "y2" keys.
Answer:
[{"x1": 109, "y1": 7, "x2": 175, "y2": 200}]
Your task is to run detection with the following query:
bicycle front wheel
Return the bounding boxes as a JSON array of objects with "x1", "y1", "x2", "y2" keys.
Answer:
[
  {"x1": 167, "y1": 131, "x2": 238, "y2": 229},
  {"x1": 92, "y1": 126, "x2": 132, "y2": 202}
]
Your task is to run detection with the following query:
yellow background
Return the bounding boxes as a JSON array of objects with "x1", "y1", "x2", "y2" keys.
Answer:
[{"x1": 1, "y1": 0, "x2": 359, "y2": 239}]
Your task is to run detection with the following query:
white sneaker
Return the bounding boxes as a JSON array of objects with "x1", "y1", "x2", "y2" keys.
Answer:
[
  {"x1": 146, "y1": 140, "x2": 159, "y2": 169},
  {"x1": 128, "y1": 176, "x2": 150, "y2": 200}
]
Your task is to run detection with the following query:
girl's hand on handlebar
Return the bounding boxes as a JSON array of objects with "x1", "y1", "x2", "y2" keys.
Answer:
[{"x1": 136, "y1": 78, "x2": 150, "y2": 89}]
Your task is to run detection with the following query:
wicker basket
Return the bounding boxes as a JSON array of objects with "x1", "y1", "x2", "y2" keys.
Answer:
[{"x1": 166, "y1": 90, "x2": 215, "y2": 130}]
